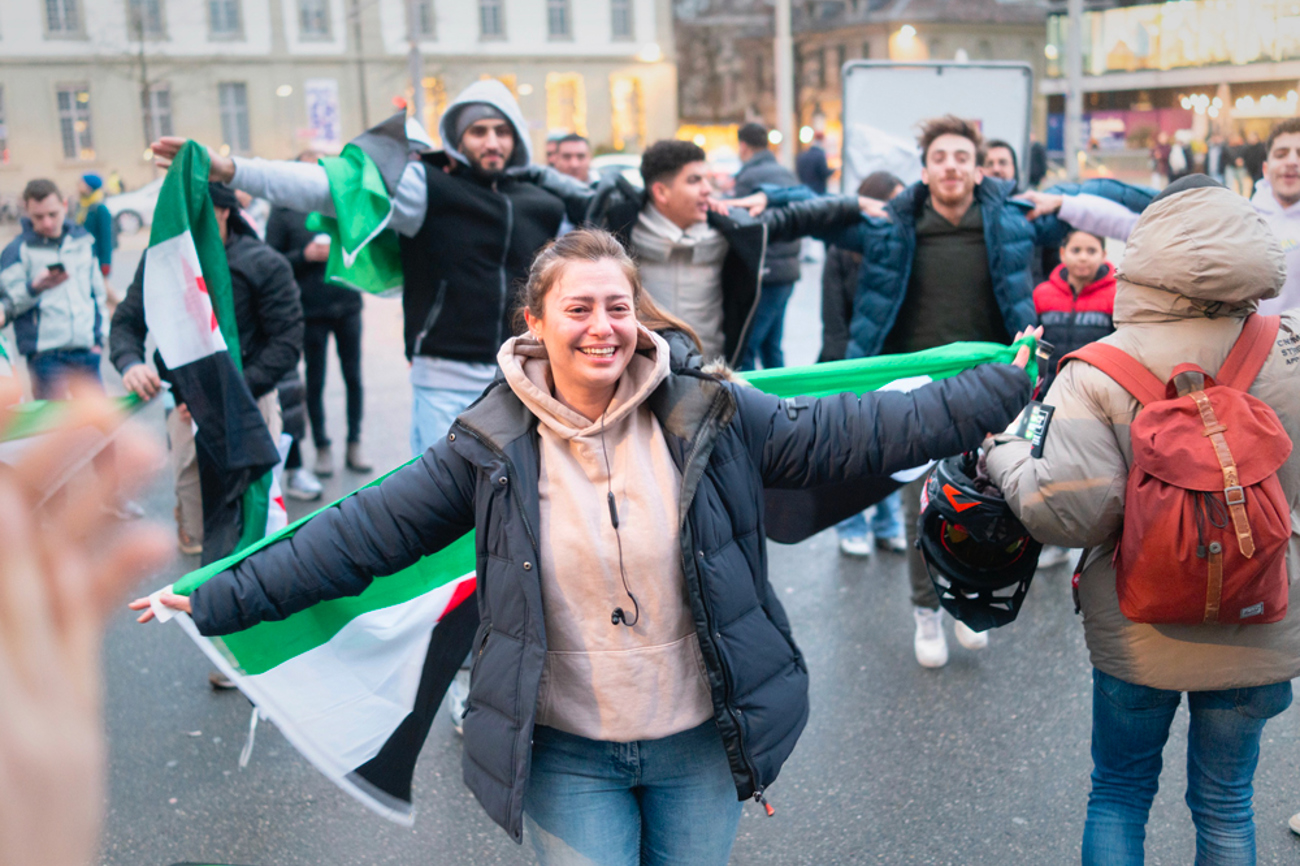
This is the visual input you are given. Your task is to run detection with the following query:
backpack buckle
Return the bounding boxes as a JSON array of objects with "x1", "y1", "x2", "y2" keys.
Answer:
[{"x1": 1224, "y1": 485, "x2": 1246, "y2": 506}]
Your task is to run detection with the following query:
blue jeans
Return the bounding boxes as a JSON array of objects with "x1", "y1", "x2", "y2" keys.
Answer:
[
  {"x1": 1083, "y1": 668, "x2": 1292, "y2": 866},
  {"x1": 835, "y1": 491, "x2": 903, "y2": 540},
  {"x1": 27, "y1": 347, "x2": 103, "y2": 399},
  {"x1": 739, "y1": 282, "x2": 795, "y2": 371},
  {"x1": 410, "y1": 384, "x2": 481, "y2": 457},
  {"x1": 524, "y1": 722, "x2": 744, "y2": 866}
]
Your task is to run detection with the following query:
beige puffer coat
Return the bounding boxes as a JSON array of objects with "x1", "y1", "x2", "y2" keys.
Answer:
[{"x1": 986, "y1": 184, "x2": 1300, "y2": 692}]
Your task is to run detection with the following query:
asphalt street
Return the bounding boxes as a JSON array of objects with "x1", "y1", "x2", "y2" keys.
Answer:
[{"x1": 95, "y1": 243, "x2": 1300, "y2": 865}]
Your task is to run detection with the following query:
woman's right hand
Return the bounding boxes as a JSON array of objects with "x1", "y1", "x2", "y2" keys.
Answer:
[
  {"x1": 127, "y1": 591, "x2": 192, "y2": 624},
  {"x1": 149, "y1": 136, "x2": 236, "y2": 183}
]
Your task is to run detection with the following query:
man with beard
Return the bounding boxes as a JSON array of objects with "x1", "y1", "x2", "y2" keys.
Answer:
[
  {"x1": 1023, "y1": 116, "x2": 1300, "y2": 316},
  {"x1": 151, "y1": 80, "x2": 570, "y2": 457}
]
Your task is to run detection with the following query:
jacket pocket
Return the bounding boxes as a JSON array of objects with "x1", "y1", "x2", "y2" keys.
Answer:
[{"x1": 413, "y1": 279, "x2": 449, "y2": 356}]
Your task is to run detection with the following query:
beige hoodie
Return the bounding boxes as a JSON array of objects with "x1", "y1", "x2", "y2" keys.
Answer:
[{"x1": 496, "y1": 328, "x2": 714, "y2": 742}]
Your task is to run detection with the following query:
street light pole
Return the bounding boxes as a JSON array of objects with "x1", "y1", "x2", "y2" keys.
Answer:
[
  {"x1": 406, "y1": 0, "x2": 424, "y2": 124},
  {"x1": 1064, "y1": 0, "x2": 1084, "y2": 181},
  {"x1": 774, "y1": 0, "x2": 794, "y2": 168}
]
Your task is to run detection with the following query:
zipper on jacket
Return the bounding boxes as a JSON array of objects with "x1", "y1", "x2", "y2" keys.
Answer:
[
  {"x1": 413, "y1": 279, "x2": 449, "y2": 356},
  {"x1": 495, "y1": 190, "x2": 515, "y2": 349},
  {"x1": 754, "y1": 789, "x2": 775, "y2": 817},
  {"x1": 676, "y1": 386, "x2": 762, "y2": 799}
]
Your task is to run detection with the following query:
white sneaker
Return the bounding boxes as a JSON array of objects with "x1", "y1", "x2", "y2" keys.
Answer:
[
  {"x1": 913, "y1": 606, "x2": 948, "y2": 668},
  {"x1": 839, "y1": 534, "x2": 875, "y2": 557},
  {"x1": 444, "y1": 668, "x2": 471, "y2": 736},
  {"x1": 954, "y1": 619, "x2": 989, "y2": 650},
  {"x1": 283, "y1": 468, "x2": 323, "y2": 501},
  {"x1": 1289, "y1": 811, "x2": 1300, "y2": 836},
  {"x1": 878, "y1": 534, "x2": 909, "y2": 554},
  {"x1": 1038, "y1": 545, "x2": 1074, "y2": 569}
]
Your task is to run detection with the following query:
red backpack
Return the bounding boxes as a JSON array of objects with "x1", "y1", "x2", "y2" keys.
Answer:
[{"x1": 1063, "y1": 315, "x2": 1293, "y2": 625}]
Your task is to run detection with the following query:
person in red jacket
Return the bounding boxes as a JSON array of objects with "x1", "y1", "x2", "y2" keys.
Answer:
[{"x1": 1033, "y1": 228, "x2": 1116, "y2": 397}]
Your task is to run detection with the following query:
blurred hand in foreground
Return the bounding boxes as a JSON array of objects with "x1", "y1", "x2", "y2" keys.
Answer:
[{"x1": 0, "y1": 377, "x2": 171, "y2": 866}]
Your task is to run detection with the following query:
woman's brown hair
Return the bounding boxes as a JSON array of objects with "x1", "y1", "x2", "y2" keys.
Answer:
[{"x1": 514, "y1": 228, "x2": 702, "y2": 353}]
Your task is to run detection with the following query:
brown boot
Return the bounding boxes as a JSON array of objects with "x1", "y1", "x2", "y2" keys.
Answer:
[{"x1": 345, "y1": 442, "x2": 373, "y2": 473}]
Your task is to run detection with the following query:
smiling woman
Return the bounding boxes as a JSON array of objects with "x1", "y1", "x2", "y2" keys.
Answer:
[{"x1": 149, "y1": 227, "x2": 1035, "y2": 864}]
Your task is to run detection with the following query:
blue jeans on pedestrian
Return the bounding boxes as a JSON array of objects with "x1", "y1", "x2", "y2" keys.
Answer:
[
  {"x1": 27, "y1": 347, "x2": 103, "y2": 399},
  {"x1": 1083, "y1": 668, "x2": 1292, "y2": 866},
  {"x1": 835, "y1": 491, "x2": 903, "y2": 540},
  {"x1": 410, "y1": 384, "x2": 481, "y2": 457},
  {"x1": 739, "y1": 282, "x2": 795, "y2": 371},
  {"x1": 523, "y1": 721, "x2": 744, "y2": 866}
]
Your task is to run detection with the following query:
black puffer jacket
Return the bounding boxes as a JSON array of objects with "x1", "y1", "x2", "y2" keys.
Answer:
[
  {"x1": 110, "y1": 218, "x2": 303, "y2": 399},
  {"x1": 189, "y1": 357, "x2": 1030, "y2": 841},
  {"x1": 733, "y1": 150, "x2": 803, "y2": 285}
]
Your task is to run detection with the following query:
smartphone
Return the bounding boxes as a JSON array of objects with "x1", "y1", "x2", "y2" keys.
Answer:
[{"x1": 46, "y1": 263, "x2": 66, "y2": 274}]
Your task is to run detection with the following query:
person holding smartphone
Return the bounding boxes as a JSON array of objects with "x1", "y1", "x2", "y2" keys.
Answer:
[{"x1": 0, "y1": 179, "x2": 109, "y2": 398}]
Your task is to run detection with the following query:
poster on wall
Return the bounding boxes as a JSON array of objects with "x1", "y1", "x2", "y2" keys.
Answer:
[{"x1": 304, "y1": 78, "x2": 342, "y2": 150}]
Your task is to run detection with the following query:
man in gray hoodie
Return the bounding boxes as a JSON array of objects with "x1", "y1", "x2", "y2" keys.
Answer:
[{"x1": 151, "y1": 80, "x2": 571, "y2": 457}]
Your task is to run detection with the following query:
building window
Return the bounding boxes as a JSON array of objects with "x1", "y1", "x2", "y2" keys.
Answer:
[
  {"x1": 610, "y1": 0, "x2": 633, "y2": 40},
  {"x1": 412, "y1": 0, "x2": 435, "y2": 37},
  {"x1": 546, "y1": 72, "x2": 587, "y2": 137},
  {"x1": 46, "y1": 0, "x2": 81, "y2": 36},
  {"x1": 609, "y1": 73, "x2": 645, "y2": 151},
  {"x1": 479, "y1": 0, "x2": 504, "y2": 39},
  {"x1": 209, "y1": 0, "x2": 242, "y2": 38},
  {"x1": 754, "y1": 54, "x2": 765, "y2": 90},
  {"x1": 835, "y1": 44, "x2": 846, "y2": 82},
  {"x1": 127, "y1": 0, "x2": 166, "y2": 38},
  {"x1": 0, "y1": 87, "x2": 9, "y2": 165},
  {"x1": 218, "y1": 82, "x2": 251, "y2": 154},
  {"x1": 861, "y1": 40, "x2": 870, "y2": 59},
  {"x1": 57, "y1": 84, "x2": 94, "y2": 161},
  {"x1": 299, "y1": 0, "x2": 330, "y2": 37},
  {"x1": 547, "y1": 0, "x2": 570, "y2": 39},
  {"x1": 141, "y1": 84, "x2": 172, "y2": 144},
  {"x1": 817, "y1": 48, "x2": 827, "y2": 88},
  {"x1": 421, "y1": 76, "x2": 448, "y2": 145}
]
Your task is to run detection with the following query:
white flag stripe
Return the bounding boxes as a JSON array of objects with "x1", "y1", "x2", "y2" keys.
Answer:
[{"x1": 144, "y1": 230, "x2": 227, "y2": 368}]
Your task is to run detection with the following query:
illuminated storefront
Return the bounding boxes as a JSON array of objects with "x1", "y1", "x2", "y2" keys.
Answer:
[{"x1": 1042, "y1": 0, "x2": 1300, "y2": 151}]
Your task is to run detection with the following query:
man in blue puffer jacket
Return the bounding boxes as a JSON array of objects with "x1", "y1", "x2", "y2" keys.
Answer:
[{"x1": 762, "y1": 115, "x2": 1152, "y2": 669}]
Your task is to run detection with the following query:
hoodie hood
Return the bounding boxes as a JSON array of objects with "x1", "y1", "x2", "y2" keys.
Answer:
[
  {"x1": 497, "y1": 326, "x2": 670, "y2": 439},
  {"x1": 1113, "y1": 185, "x2": 1285, "y2": 323},
  {"x1": 439, "y1": 79, "x2": 531, "y2": 170}
]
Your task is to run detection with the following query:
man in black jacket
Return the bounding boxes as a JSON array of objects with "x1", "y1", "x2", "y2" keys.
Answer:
[
  {"x1": 111, "y1": 183, "x2": 303, "y2": 557},
  {"x1": 733, "y1": 123, "x2": 802, "y2": 370},
  {"x1": 151, "y1": 80, "x2": 568, "y2": 459},
  {"x1": 265, "y1": 151, "x2": 370, "y2": 486}
]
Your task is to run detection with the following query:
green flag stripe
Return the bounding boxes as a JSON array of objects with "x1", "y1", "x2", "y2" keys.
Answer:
[
  {"x1": 177, "y1": 339, "x2": 1035, "y2": 674},
  {"x1": 1, "y1": 394, "x2": 142, "y2": 442}
]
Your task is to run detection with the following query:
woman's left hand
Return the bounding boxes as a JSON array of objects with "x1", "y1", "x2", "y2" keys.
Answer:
[{"x1": 1010, "y1": 326, "x2": 1044, "y2": 369}]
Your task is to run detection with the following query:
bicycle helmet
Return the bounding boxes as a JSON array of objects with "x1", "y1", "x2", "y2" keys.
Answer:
[{"x1": 917, "y1": 453, "x2": 1042, "y2": 632}]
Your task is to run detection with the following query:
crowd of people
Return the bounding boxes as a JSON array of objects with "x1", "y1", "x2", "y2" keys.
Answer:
[{"x1": 2, "y1": 76, "x2": 1299, "y2": 866}]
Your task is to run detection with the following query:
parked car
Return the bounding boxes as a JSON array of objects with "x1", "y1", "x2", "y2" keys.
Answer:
[
  {"x1": 590, "y1": 154, "x2": 643, "y2": 188},
  {"x1": 106, "y1": 179, "x2": 163, "y2": 236}
]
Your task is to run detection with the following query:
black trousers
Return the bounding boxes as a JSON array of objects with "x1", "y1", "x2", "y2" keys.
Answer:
[{"x1": 304, "y1": 312, "x2": 364, "y2": 447}]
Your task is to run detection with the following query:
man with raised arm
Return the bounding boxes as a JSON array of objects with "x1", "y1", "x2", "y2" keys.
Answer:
[{"x1": 151, "y1": 80, "x2": 572, "y2": 458}]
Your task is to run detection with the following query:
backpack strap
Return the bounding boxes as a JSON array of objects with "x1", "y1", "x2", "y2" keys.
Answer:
[
  {"x1": 1060, "y1": 343, "x2": 1166, "y2": 406},
  {"x1": 1216, "y1": 314, "x2": 1282, "y2": 392}
]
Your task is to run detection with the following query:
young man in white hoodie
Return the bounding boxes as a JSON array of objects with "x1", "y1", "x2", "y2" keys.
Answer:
[{"x1": 1022, "y1": 116, "x2": 1300, "y2": 316}]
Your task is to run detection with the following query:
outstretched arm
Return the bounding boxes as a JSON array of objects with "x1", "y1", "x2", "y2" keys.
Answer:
[
  {"x1": 1021, "y1": 191, "x2": 1140, "y2": 243},
  {"x1": 149, "y1": 136, "x2": 430, "y2": 237},
  {"x1": 136, "y1": 439, "x2": 479, "y2": 636},
  {"x1": 737, "y1": 345, "x2": 1034, "y2": 489},
  {"x1": 758, "y1": 194, "x2": 869, "y2": 248}
]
